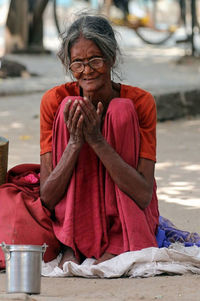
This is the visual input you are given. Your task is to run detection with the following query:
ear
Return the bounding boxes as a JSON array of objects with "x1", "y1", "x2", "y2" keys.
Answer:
[{"x1": 112, "y1": 56, "x2": 116, "y2": 66}]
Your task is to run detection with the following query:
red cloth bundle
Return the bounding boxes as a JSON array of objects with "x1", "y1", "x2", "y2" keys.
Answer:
[{"x1": 0, "y1": 164, "x2": 60, "y2": 269}]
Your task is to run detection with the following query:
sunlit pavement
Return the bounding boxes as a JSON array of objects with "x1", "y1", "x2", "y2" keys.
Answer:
[{"x1": 156, "y1": 117, "x2": 200, "y2": 233}]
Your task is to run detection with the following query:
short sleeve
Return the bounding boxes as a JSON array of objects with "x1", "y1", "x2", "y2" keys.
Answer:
[
  {"x1": 137, "y1": 92, "x2": 157, "y2": 162},
  {"x1": 40, "y1": 89, "x2": 59, "y2": 155},
  {"x1": 121, "y1": 85, "x2": 157, "y2": 162}
]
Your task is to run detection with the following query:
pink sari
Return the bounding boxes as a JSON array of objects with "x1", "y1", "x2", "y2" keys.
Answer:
[{"x1": 52, "y1": 96, "x2": 159, "y2": 259}]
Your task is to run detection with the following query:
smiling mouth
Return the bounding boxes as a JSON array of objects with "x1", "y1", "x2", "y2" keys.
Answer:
[{"x1": 83, "y1": 78, "x2": 96, "y2": 81}]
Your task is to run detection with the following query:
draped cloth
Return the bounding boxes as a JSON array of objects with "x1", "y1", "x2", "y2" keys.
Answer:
[
  {"x1": 52, "y1": 96, "x2": 159, "y2": 260},
  {"x1": 0, "y1": 164, "x2": 60, "y2": 269},
  {"x1": 157, "y1": 216, "x2": 200, "y2": 248}
]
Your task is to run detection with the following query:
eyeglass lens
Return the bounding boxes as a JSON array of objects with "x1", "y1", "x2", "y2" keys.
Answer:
[{"x1": 70, "y1": 58, "x2": 104, "y2": 72}]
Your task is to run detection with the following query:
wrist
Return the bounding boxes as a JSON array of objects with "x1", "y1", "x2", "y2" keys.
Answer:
[
  {"x1": 67, "y1": 138, "x2": 83, "y2": 151},
  {"x1": 89, "y1": 135, "x2": 105, "y2": 150}
]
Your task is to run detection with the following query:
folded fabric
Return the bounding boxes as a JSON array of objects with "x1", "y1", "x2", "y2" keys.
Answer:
[{"x1": 42, "y1": 243, "x2": 200, "y2": 278}]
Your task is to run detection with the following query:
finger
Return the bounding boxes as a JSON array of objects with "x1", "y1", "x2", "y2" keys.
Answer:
[
  {"x1": 78, "y1": 103, "x2": 90, "y2": 125},
  {"x1": 76, "y1": 114, "x2": 84, "y2": 130},
  {"x1": 68, "y1": 99, "x2": 79, "y2": 125},
  {"x1": 79, "y1": 98, "x2": 96, "y2": 122},
  {"x1": 63, "y1": 99, "x2": 72, "y2": 123},
  {"x1": 97, "y1": 102, "x2": 104, "y2": 117},
  {"x1": 85, "y1": 98, "x2": 103, "y2": 120},
  {"x1": 70, "y1": 105, "x2": 82, "y2": 133},
  {"x1": 83, "y1": 97, "x2": 97, "y2": 117}
]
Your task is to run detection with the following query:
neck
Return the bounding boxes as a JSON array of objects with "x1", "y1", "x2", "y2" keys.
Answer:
[{"x1": 83, "y1": 81, "x2": 118, "y2": 108}]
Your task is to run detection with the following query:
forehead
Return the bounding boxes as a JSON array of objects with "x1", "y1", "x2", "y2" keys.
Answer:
[{"x1": 70, "y1": 37, "x2": 103, "y2": 60}]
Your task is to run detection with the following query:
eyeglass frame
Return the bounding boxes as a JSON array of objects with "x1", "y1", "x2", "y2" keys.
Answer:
[{"x1": 69, "y1": 57, "x2": 106, "y2": 73}]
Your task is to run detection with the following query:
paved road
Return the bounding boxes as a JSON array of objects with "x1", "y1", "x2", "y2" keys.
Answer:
[{"x1": 156, "y1": 117, "x2": 200, "y2": 232}]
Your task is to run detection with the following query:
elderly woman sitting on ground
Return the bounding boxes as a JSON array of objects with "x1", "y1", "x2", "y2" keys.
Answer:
[
  {"x1": 0, "y1": 13, "x2": 159, "y2": 270},
  {"x1": 39, "y1": 13, "x2": 159, "y2": 268}
]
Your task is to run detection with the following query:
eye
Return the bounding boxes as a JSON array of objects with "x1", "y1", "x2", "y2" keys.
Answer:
[
  {"x1": 69, "y1": 61, "x2": 83, "y2": 72},
  {"x1": 89, "y1": 58, "x2": 105, "y2": 69}
]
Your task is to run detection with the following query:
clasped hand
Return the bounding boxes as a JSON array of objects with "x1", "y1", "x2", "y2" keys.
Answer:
[{"x1": 63, "y1": 97, "x2": 104, "y2": 147}]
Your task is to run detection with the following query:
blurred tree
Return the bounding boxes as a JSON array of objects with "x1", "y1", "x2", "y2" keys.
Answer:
[{"x1": 5, "y1": 0, "x2": 49, "y2": 54}]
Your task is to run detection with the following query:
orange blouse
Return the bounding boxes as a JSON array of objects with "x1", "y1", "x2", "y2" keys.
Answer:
[{"x1": 40, "y1": 82, "x2": 157, "y2": 161}]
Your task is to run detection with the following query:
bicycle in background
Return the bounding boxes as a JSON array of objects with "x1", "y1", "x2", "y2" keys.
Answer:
[
  {"x1": 108, "y1": 0, "x2": 200, "y2": 48},
  {"x1": 53, "y1": 0, "x2": 200, "y2": 54}
]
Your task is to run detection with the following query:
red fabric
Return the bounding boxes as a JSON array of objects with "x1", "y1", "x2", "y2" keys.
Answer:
[
  {"x1": 52, "y1": 97, "x2": 159, "y2": 259},
  {"x1": 40, "y1": 82, "x2": 157, "y2": 161},
  {"x1": 0, "y1": 164, "x2": 60, "y2": 269}
]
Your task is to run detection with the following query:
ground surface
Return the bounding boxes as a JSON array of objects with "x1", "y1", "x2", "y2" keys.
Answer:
[
  {"x1": 0, "y1": 1, "x2": 200, "y2": 297},
  {"x1": 0, "y1": 273, "x2": 200, "y2": 300}
]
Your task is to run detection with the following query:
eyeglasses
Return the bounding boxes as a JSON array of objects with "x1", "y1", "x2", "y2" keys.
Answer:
[{"x1": 69, "y1": 57, "x2": 105, "y2": 73}]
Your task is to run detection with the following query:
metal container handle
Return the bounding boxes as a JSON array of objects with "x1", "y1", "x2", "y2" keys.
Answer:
[
  {"x1": 0, "y1": 242, "x2": 11, "y2": 261},
  {"x1": 42, "y1": 243, "x2": 48, "y2": 255},
  {"x1": 0, "y1": 242, "x2": 48, "y2": 261}
]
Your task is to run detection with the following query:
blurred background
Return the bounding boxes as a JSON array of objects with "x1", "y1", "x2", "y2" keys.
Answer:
[{"x1": 0, "y1": 0, "x2": 200, "y2": 57}]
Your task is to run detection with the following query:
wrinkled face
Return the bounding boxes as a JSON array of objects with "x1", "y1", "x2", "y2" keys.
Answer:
[{"x1": 69, "y1": 37, "x2": 112, "y2": 95}]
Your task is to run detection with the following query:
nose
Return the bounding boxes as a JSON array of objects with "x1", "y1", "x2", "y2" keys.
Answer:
[{"x1": 83, "y1": 63, "x2": 93, "y2": 74}]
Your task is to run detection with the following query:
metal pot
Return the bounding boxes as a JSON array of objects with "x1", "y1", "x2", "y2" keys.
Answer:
[{"x1": 0, "y1": 242, "x2": 47, "y2": 294}]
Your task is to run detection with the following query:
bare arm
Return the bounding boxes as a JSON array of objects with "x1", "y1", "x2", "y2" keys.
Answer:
[
  {"x1": 79, "y1": 98, "x2": 155, "y2": 209},
  {"x1": 40, "y1": 143, "x2": 82, "y2": 211},
  {"x1": 40, "y1": 99, "x2": 84, "y2": 211}
]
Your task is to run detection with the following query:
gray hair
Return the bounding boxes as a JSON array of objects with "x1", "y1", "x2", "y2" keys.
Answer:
[{"x1": 57, "y1": 13, "x2": 121, "y2": 76}]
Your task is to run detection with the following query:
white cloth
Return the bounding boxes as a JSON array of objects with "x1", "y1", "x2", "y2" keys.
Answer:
[{"x1": 42, "y1": 243, "x2": 200, "y2": 278}]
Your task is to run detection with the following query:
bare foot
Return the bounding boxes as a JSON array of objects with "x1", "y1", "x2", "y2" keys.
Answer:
[
  {"x1": 94, "y1": 252, "x2": 116, "y2": 265},
  {"x1": 58, "y1": 246, "x2": 79, "y2": 269}
]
